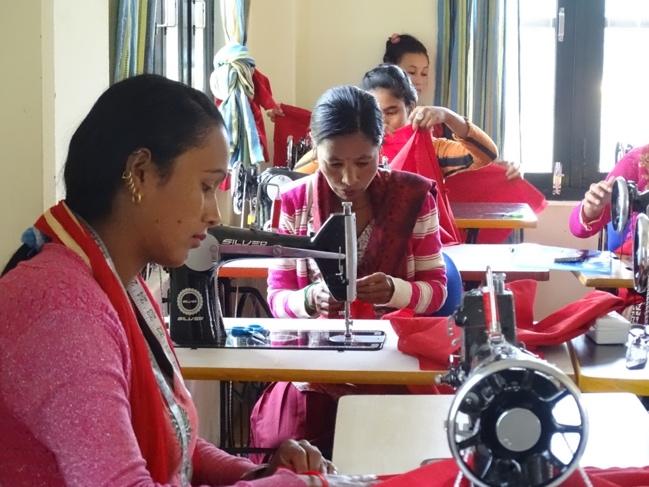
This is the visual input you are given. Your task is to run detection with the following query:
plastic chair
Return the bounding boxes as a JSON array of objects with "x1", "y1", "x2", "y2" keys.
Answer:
[{"x1": 433, "y1": 252, "x2": 464, "y2": 316}]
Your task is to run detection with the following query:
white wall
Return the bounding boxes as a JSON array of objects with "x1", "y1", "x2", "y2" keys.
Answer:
[
  {"x1": 0, "y1": 0, "x2": 108, "y2": 268},
  {"x1": 50, "y1": 0, "x2": 110, "y2": 201},
  {"x1": 1, "y1": 2, "x2": 45, "y2": 267},
  {"x1": 247, "y1": 0, "x2": 437, "y2": 157},
  {"x1": 293, "y1": 0, "x2": 437, "y2": 109}
]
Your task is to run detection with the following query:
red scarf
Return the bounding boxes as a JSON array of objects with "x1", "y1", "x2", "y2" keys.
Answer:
[
  {"x1": 382, "y1": 125, "x2": 462, "y2": 245},
  {"x1": 35, "y1": 202, "x2": 175, "y2": 482}
]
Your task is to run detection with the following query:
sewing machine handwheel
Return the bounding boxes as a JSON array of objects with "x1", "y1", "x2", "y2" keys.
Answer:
[
  {"x1": 447, "y1": 359, "x2": 588, "y2": 487},
  {"x1": 634, "y1": 213, "x2": 649, "y2": 293},
  {"x1": 611, "y1": 176, "x2": 633, "y2": 234}
]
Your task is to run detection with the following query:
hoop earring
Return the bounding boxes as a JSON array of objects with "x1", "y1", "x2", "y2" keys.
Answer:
[{"x1": 122, "y1": 170, "x2": 142, "y2": 204}]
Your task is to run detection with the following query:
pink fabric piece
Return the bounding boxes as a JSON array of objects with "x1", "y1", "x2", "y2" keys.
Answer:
[{"x1": 0, "y1": 244, "x2": 304, "y2": 487}]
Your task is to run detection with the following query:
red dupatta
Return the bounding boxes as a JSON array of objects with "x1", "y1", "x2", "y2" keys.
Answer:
[
  {"x1": 382, "y1": 125, "x2": 462, "y2": 245},
  {"x1": 34, "y1": 201, "x2": 179, "y2": 482}
]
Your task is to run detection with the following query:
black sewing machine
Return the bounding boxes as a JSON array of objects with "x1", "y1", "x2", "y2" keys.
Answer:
[
  {"x1": 168, "y1": 203, "x2": 385, "y2": 350},
  {"x1": 441, "y1": 269, "x2": 588, "y2": 487}
]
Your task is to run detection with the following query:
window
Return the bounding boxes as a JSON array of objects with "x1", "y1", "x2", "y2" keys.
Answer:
[
  {"x1": 503, "y1": 0, "x2": 649, "y2": 199},
  {"x1": 154, "y1": 0, "x2": 222, "y2": 95}
]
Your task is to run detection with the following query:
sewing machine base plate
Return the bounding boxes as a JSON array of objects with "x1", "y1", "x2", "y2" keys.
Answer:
[{"x1": 188, "y1": 329, "x2": 386, "y2": 350}]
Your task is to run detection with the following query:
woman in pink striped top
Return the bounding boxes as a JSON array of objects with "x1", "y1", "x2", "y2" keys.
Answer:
[{"x1": 250, "y1": 85, "x2": 448, "y2": 460}]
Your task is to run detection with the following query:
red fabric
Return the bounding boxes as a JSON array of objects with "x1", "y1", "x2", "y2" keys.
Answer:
[
  {"x1": 382, "y1": 126, "x2": 462, "y2": 245},
  {"x1": 388, "y1": 312, "x2": 461, "y2": 371},
  {"x1": 445, "y1": 164, "x2": 548, "y2": 243},
  {"x1": 251, "y1": 69, "x2": 278, "y2": 161},
  {"x1": 350, "y1": 299, "x2": 376, "y2": 319},
  {"x1": 377, "y1": 459, "x2": 649, "y2": 486},
  {"x1": 387, "y1": 280, "x2": 626, "y2": 366},
  {"x1": 432, "y1": 123, "x2": 445, "y2": 138},
  {"x1": 517, "y1": 291, "x2": 625, "y2": 348},
  {"x1": 272, "y1": 103, "x2": 311, "y2": 166},
  {"x1": 34, "y1": 202, "x2": 172, "y2": 482}
]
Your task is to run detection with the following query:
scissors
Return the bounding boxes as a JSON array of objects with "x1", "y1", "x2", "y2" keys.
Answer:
[{"x1": 230, "y1": 324, "x2": 269, "y2": 345}]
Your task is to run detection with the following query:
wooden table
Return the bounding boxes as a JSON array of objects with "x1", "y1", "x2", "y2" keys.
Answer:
[
  {"x1": 571, "y1": 334, "x2": 649, "y2": 395},
  {"x1": 218, "y1": 244, "x2": 552, "y2": 285},
  {"x1": 443, "y1": 243, "x2": 550, "y2": 282},
  {"x1": 451, "y1": 202, "x2": 538, "y2": 243},
  {"x1": 177, "y1": 318, "x2": 574, "y2": 383},
  {"x1": 572, "y1": 253, "x2": 634, "y2": 289},
  {"x1": 332, "y1": 393, "x2": 649, "y2": 475},
  {"x1": 219, "y1": 259, "x2": 274, "y2": 279}
]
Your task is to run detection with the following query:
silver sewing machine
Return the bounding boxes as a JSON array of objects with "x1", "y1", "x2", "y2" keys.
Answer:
[
  {"x1": 611, "y1": 176, "x2": 649, "y2": 368},
  {"x1": 168, "y1": 202, "x2": 384, "y2": 350},
  {"x1": 441, "y1": 268, "x2": 588, "y2": 486}
]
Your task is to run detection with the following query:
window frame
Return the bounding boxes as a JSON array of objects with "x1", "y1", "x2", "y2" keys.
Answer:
[
  {"x1": 522, "y1": 0, "x2": 608, "y2": 200},
  {"x1": 153, "y1": 0, "x2": 219, "y2": 96}
]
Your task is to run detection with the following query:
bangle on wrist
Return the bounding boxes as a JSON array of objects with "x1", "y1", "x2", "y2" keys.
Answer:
[
  {"x1": 304, "y1": 470, "x2": 329, "y2": 487},
  {"x1": 386, "y1": 276, "x2": 395, "y2": 298},
  {"x1": 462, "y1": 115, "x2": 471, "y2": 138},
  {"x1": 304, "y1": 283, "x2": 316, "y2": 315}
]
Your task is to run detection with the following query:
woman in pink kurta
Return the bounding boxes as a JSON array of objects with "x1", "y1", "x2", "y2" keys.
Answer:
[{"x1": 0, "y1": 75, "x2": 372, "y2": 487}]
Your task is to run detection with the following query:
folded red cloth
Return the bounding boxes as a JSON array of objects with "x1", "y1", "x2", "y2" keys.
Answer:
[
  {"x1": 377, "y1": 459, "x2": 649, "y2": 486},
  {"x1": 272, "y1": 103, "x2": 311, "y2": 167},
  {"x1": 445, "y1": 164, "x2": 548, "y2": 243}
]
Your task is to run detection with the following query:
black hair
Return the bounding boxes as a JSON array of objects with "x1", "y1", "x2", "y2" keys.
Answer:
[
  {"x1": 310, "y1": 85, "x2": 383, "y2": 146},
  {"x1": 361, "y1": 64, "x2": 418, "y2": 109},
  {"x1": 65, "y1": 74, "x2": 224, "y2": 223},
  {"x1": 2, "y1": 74, "x2": 225, "y2": 277},
  {"x1": 383, "y1": 33, "x2": 429, "y2": 65}
]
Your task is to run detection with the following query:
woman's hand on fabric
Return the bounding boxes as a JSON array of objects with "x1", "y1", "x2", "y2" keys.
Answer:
[
  {"x1": 311, "y1": 282, "x2": 344, "y2": 317},
  {"x1": 582, "y1": 179, "x2": 614, "y2": 221},
  {"x1": 493, "y1": 160, "x2": 522, "y2": 180},
  {"x1": 300, "y1": 473, "x2": 378, "y2": 486},
  {"x1": 408, "y1": 106, "x2": 447, "y2": 131},
  {"x1": 266, "y1": 106, "x2": 285, "y2": 122},
  {"x1": 356, "y1": 272, "x2": 394, "y2": 304},
  {"x1": 268, "y1": 439, "x2": 335, "y2": 474}
]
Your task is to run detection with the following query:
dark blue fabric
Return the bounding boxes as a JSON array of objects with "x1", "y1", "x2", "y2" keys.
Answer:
[{"x1": 434, "y1": 252, "x2": 463, "y2": 316}]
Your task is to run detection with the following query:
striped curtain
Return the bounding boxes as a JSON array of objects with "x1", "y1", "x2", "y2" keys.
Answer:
[
  {"x1": 435, "y1": 0, "x2": 506, "y2": 150},
  {"x1": 434, "y1": 0, "x2": 471, "y2": 117},
  {"x1": 113, "y1": 0, "x2": 158, "y2": 82}
]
